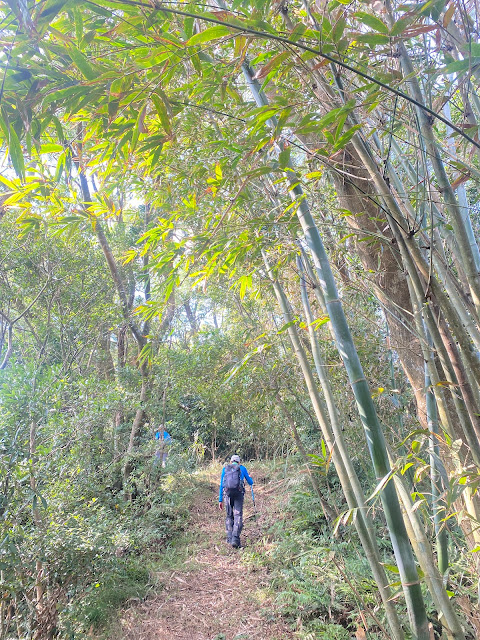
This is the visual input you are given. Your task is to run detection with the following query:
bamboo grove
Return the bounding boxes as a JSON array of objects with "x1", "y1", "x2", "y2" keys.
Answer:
[{"x1": 1, "y1": 0, "x2": 480, "y2": 637}]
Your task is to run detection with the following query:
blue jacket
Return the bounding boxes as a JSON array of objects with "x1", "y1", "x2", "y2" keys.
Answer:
[
  {"x1": 219, "y1": 464, "x2": 253, "y2": 502},
  {"x1": 155, "y1": 430, "x2": 172, "y2": 444}
]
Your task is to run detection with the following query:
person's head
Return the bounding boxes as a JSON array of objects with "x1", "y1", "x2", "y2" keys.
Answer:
[{"x1": 230, "y1": 454, "x2": 240, "y2": 464}]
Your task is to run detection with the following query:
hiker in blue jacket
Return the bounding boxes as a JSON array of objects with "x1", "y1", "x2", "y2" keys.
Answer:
[
  {"x1": 155, "y1": 429, "x2": 172, "y2": 467},
  {"x1": 219, "y1": 454, "x2": 254, "y2": 548}
]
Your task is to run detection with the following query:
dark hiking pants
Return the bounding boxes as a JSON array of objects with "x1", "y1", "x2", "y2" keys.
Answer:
[{"x1": 225, "y1": 491, "x2": 244, "y2": 546}]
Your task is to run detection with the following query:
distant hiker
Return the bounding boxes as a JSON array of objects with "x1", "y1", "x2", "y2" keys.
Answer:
[
  {"x1": 219, "y1": 454, "x2": 254, "y2": 548},
  {"x1": 155, "y1": 429, "x2": 172, "y2": 467}
]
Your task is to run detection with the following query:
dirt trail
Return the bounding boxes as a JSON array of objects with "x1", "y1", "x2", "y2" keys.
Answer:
[{"x1": 116, "y1": 466, "x2": 295, "y2": 640}]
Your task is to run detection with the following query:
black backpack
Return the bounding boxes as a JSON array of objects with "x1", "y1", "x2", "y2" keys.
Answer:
[{"x1": 224, "y1": 463, "x2": 242, "y2": 496}]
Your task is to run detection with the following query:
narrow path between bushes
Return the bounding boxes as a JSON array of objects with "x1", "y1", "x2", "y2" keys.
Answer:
[{"x1": 114, "y1": 465, "x2": 296, "y2": 640}]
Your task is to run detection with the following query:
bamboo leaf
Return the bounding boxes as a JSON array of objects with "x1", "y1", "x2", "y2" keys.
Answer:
[
  {"x1": 289, "y1": 23, "x2": 307, "y2": 43},
  {"x1": 186, "y1": 26, "x2": 231, "y2": 46},
  {"x1": 354, "y1": 12, "x2": 389, "y2": 34},
  {"x1": 469, "y1": 42, "x2": 480, "y2": 56},
  {"x1": 441, "y1": 58, "x2": 479, "y2": 74},
  {"x1": 355, "y1": 33, "x2": 390, "y2": 46},
  {"x1": 131, "y1": 104, "x2": 146, "y2": 152},
  {"x1": 277, "y1": 319, "x2": 297, "y2": 334},
  {"x1": 74, "y1": 6, "x2": 83, "y2": 43},
  {"x1": 332, "y1": 16, "x2": 346, "y2": 43},
  {"x1": 389, "y1": 16, "x2": 413, "y2": 36},
  {"x1": 8, "y1": 126, "x2": 25, "y2": 181},
  {"x1": 309, "y1": 315, "x2": 330, "y2": 329},
  {"x1": 443, "y1": 2, "x2": 455, "y2": 26},
  {"x1": 39, "y1": 143, "x2": 64, "y2": 153},
  {"x1": 278, "y1": 147, "x2": 291, "y2": 169},
  {"x1": 36, "y1": 0, "x2": 69, "y2": 34},
  {"x1": 67, "y1": 45, "x2": 97, "y2": 80},
  {"x1": 253, "y1": 52, "x2": 290, "y2": 80},
  {"x1": 151, "y1": 94, "x2": 172, "y2": 134},
  {"x1": 0, "y1": 112, "x2": 9, "y2": 140},
  {"x1": 382, "y1": 563, "x2": 400, "y2": 574},
  {"x1": 367, "y1": 468, "x2": 395, "y2": 502},
  {"x1": 0, "y1": 173, "x2": 16, "y2": 190}
]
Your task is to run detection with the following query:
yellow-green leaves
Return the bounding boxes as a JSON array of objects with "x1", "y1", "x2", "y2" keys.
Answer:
[
  {"x1": 67, "y1": 45, "x2": 97, "y2": 81},
  {"x1": 130, "y1": 104, "x2": 147, "y2": 152},
  {"x1": 354, "y1": 12, "x2": 389, "y2": 34},
  {"x1": 186, "y1": 26, "x2": 231, "y2": 47},
  {"x1": 7, "y1": 125, "x2": 25, "y2": 182},
  {"x1": 151, "y1": 93, "x2": 172, "y2": 135}
]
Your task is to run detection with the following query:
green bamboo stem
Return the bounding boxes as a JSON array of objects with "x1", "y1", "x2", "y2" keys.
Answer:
[
  {"x1": 342, "y1": 124, "x2": 480, "y2": 466},
  {"x1": 261, "y1": 249, "x2": 405, "y2": 640},
  {"x1": 299, "y1": 246, "x2": 327, "y2": 313},
  {"x1": 296, "y1": 254, "x2": 376, "y2": 531},
  {"x1": 293, "y1": 196, "x2": 429, "y2": 639},
  {"x1": 241, "y1": 55, "x2": 429, "y2": 636},
  {"x1": 391, "y1": 38, "x2": 480, "y2": 316},
  {"x1": 426, "y1": 348, "x2": 449, "y2": 577},
  {"x1": 275, "y1": 393, "x2": 336, "y2": 521},
  {"x1": 393, "y1": 473, "x2": 464, "y2": 640}
]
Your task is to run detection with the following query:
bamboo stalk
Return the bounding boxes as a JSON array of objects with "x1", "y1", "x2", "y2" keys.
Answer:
[
  {"x1": 261, "y1": 249, "x2": 405, "y2": 639},
  {"x1": 391, "y1": 37, "x2": 480, "y2": 315},
  {"x1": 275, "y1": 393, "x2": 336, "y2": 521},
  {"x1": 393, "y1": 473, "x2": 465, "y2": 640},
  {"x1": 426, "y1": 335, "x2": 449, "y2": 576},
  {"x1": 239, "y1": 50, "x2": 429, "y2": 634}
]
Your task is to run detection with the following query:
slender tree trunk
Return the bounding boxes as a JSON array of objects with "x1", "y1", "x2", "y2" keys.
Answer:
[
  {"x1": 276, "y1": 393, "x2": 336, "y2": 520},
  {"x1": 425, "y1": 345, "x2": 449, "y2": 576},
  {"x1": 123, "y1": 361, "x2": 149, "y2": 483},
  {"x1": 261, "y1": 249, "x2": 405, "y2": 640}
]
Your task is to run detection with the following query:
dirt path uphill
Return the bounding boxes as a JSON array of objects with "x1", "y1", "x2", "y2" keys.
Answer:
[{"x1": 116, "y1": 465, "x2": 296, "y2": 640}]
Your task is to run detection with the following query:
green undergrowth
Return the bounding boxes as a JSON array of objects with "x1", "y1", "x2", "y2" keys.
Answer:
[
  {"x1": 240, "y1": 459, "x2": 402, "y2": 640},
  {"x1": 250, "y1": 459, "x2": 480, "y2": 640},
  {"x1": 53, "y1": 462, "x2": 209, "y2": 639}
]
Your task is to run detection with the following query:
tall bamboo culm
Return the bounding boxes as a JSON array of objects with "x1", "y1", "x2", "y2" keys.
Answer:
[
  {"x1": 241, "y1": 61, "x2": 430, "y2": 637},
  {"x1": 261, "y1": 249, "x2": 405, "y2": 640}
]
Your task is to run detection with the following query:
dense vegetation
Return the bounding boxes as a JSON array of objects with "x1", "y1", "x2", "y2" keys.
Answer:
[{"x1": 1, "y1": 0, "x2": 480, "y2": 637}]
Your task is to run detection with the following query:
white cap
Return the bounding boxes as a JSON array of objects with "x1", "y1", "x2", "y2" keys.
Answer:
[{"x1": 230, "y1": 454, "x2": 240, "y2": 463}]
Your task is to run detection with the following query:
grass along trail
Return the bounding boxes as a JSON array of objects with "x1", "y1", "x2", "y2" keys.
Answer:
[{"x1": 112, "y1": 464, "x2": 296, "y2": 640}]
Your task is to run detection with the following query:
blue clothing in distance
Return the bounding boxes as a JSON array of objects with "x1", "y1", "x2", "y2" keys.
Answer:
[
  {"x1": 219, "y1": 464, "x2": 253, "y2": 502},
  {"x1": 155, "y1": 430, "x2": 172, "y2": 444}
]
